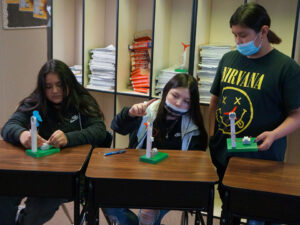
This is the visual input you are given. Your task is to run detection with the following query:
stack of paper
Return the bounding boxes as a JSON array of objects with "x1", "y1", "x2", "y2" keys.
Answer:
[
  {"x1": 129, "y1": 37, "x2": 152, "y2": 94},
  {"x1": 198, "y1": 45, "x2": 233, "y2": 103},
  {"x1": 87, "y1": 45, "x2": 116, "y2": 91},
  {"x1": 155, "y1": 66, "x2": 182, "y2": 96},
  {"x1": 70, "y1": 65, "x2": 82, "y2": 84}
]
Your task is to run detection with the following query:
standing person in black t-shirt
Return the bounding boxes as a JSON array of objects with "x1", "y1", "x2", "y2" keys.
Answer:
[
  {"x1": 103, "y1": 73, "x2": 208, "y2": 225},
  {"x1": 209, "y1": 3, "x2": 300, "y2": 225}
]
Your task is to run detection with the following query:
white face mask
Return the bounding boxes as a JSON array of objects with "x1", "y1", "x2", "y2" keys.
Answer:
[{"x1": 164, "y1": 99, "x2": 188, "y2": 116}]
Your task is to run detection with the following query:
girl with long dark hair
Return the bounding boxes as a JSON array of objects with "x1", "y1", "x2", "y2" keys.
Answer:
[
  {"x1": 104, "y1": 73, "x2": 208, "y2": 225},
  {"x1": 0, "y1": 59, "x2": 107, "y2": 225}
]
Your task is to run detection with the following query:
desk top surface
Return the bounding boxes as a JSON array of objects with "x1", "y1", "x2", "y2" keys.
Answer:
[
  {"x1": 0, "y1": 140, "x2": 91, "y2": 173},
  {"x1": 86, "y1": 148, "x2": 218, "y2": 182},
  {"x1": 223, "y1": 157, "x2": 300, "y2": 197}
]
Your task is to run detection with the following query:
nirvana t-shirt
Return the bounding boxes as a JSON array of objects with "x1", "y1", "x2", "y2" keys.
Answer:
[{"x1": 210, "y1": 49, "x2": 300, "y2": 166}]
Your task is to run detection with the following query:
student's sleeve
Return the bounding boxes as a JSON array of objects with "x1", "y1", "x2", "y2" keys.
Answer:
[
  {"x1": 282, "y1": 62, "x2": 300, "y2": 112},
  {"x1": 1, "y1": 110, "x2": 30, "y2": 145},
  {"x1": 188, "y1": 135, "x2": 207, "y2": 151},
  {"x1": 111, "y1": 107, "x2": 142, "y2": 135},
  {"x1": 64, "y1": 116, "x2": 107, "y2": 147}
]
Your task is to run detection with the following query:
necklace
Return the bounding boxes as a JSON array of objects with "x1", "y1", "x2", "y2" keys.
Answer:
[{"x1": 165, "y1": 118, "x2": 179, "y2": 139}]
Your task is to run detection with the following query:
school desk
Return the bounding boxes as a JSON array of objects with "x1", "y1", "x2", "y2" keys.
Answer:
[
  {"x1": 222, "y1": 157, "x2": 300, "y2": 224},
  {"x1": 0, "y1": 140, "x2": 92, "y2": 225},
  {"x1": 85, "y1": 148, "x2": 218, "y2": 225}
]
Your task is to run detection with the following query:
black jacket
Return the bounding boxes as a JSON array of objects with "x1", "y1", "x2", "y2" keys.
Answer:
[
  {"x1": 1, "y1": 103, "x2": 107, "y2": 147},
  {"x1": 111, "y1": 107, "x2": 205, "y2": 150}
]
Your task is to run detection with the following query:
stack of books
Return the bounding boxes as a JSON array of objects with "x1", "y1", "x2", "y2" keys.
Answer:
[
  {"x1": 155, "y1": 66, "x2": 182, "y2": 96},
  {"x1": 87, "y1": 45, "x2": 116, "y2": 91},
  {"x1": 198, "y1": 45, "x2": 233, "y2": 103},
  {"x1": 70, "y1": 65, "x2": 82, "y2": 84},
  {"x1": 128, "y1": 35, "x2": 152, "y2": 94}
]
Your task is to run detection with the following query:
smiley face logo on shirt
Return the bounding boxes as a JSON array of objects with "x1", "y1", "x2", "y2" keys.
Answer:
[{"x1": 216, "y1": 86, "x2": 254, "y2": 134}]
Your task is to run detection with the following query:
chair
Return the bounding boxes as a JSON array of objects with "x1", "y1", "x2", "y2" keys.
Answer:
[{"x1": 181, "y1": 210, "x2": 205, "y2": 225}]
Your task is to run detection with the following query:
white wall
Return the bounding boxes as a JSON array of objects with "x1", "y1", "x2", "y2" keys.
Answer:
[{"x1": 0, "y1": 2, "x2": 47, "y2": 127}]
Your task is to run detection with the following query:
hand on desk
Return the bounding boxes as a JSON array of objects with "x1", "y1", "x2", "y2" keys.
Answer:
[
  {"x1": 256, "y1": 131, "x2": 276, "y2": 151},
  {"x1": 19, "y1": 130, "x2": 47, "y2": 148},
  {"x1": 47, "y1": 130, "x2": 68, "y2": 148}
]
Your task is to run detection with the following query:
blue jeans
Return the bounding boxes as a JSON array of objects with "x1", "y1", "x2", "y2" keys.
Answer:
[
  {"x1": 102, "y1": 208, "x2": 169, "y2": 225},
  {"x1": 248, "y1": 219, "x2": 281, "y2": 225},
  {"x1": 0, "y1": 196, "x2": 67, "y2": 225}
]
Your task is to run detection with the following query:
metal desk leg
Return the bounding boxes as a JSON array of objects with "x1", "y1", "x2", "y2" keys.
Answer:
[
  {"x1": 87, "y1": 181, "x2": 96, "y2": 225},
  {"x1": 207, "y1": 186, "x2": 215, "y2": 225},
  {"x1": 181, "y1": 211, "x2": 189, "y2": 225},
  {"x1": 74, "y1": 176, "x2": 80, "y2": 225},
  {"x1": 223, "y1": 190, "x2": 230, "y2": 225},
  {"x1": 195, "y1": 211, "x2": 205, "y2": 225}
]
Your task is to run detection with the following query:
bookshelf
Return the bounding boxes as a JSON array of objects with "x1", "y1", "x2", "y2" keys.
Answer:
[
  {"x1": 52, "y1": 0, "x2": 300, "y2": 162},
  {"x1": 152, "y1": 0, "x2": 194, "y2": 98},
  {"x1": 83, "y1": 0, "x2": 117, "y2": 133},
  {"x1": 116, "y1": 0, "x2": 154, "y2": 97}
]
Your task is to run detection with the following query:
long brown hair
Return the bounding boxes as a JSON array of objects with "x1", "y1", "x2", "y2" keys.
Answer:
[
  {"x1": 153, "y1": 73, "x2": 207, "y2": 150},
  {"x1": 18, "y1": 59, "x2": 104, "y2": 120}
]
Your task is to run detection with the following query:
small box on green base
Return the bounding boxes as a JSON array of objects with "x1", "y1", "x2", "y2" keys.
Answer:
[
  {"x1": 140, "y1": 152, "x2": 168, "y2": 164},
  {"x1": 26, "y1": 147, "x2": 60, "y2": 158},
  {"x1": 227, "y1": 137, "x2": 258, "y2": 152}
]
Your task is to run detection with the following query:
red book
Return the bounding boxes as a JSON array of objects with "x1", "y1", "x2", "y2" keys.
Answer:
[
  {"x1": 130, "y1": 51, "x2": 149, "y2": 57},
  {"x1": 134, "y1": 87, "x2": 149, "y2": 93},
  {"x1": 131, "y1": 79, "x2": 149, "y2": 85},
  {"x1": 130, "y1": 76, "x2": 149, "y2": 81},
  {"x1": 132, "y1": 83, "x2": 149, "y2": 88},
  {"x1": 129, "y1": 40, "x2": 152, "y2": 50},
  {"x1": 131, "y1": 68, "x2": 150, "y2": 76}
]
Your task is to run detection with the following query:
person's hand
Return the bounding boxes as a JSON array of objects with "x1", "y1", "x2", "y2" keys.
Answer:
[
  {"x1": 128, "y1": 99, "x2": 157, "y2": 117},
  {"x1": 256, "y1": 131, "x2": 276, "y2": 151},
  {"x1": 48, "y1": 130, "x2": 68, "y2": 148},
  {"x1": 19, "y1": 130, "x2": 47, "y2": 148}
]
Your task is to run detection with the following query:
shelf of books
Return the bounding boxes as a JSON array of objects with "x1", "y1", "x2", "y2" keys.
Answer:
[
  {"x1": 83, "y1": 0, "x2": 116, "y2": 92},
  {"x1": 152, "y1": 0, "x2": 194, "y2": 98},
  {"x1": 83, "y1": 0, "x2": 117, "y2": 135},
  {"x1": 195, "y1": 0, "x2": 242, "y2": 105},
  {"x1": 116, "y1": 0, "x2": 154, "y2": 97},
  {"x1": 115, "y1": 95, "x2": 148, "y2": 148},
  {"x1": 52, "y1": 0, "x2": 83, "y2": 84},
  {"x1": 52, "y1": 0, "x2": 300, "y2": 150}
]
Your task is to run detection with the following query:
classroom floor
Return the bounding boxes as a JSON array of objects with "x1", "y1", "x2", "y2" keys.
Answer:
[{"x1": 45, "y1": 186, "x2": 223, "y2": 225}]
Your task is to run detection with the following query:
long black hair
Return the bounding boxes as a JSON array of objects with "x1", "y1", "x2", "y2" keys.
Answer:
[
  {"x1": 230, "y1": 3, "x2": 281, "y2": 44},
  {"x1": 19, "y1": 59, "x2": 104, "y2": 119},
  {"x1": 153, "y1": 73, "x2": 208, "y2": 150}
]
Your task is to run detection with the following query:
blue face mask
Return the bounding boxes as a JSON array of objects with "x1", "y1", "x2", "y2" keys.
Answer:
[
  {"x1": 164, "y1": 99, "x2": 189, "y2": 117},
  {"x1": 236, "y1": 35, "x2": 263, "y2": 56}
]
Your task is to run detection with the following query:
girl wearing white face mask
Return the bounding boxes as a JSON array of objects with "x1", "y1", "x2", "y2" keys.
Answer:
[
  {"x1": 103, "y1": 73, "x2": 208, "y2": 225},
  {"x1": 209, "y1": 3, "x2": 300, "y2": 225}
]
